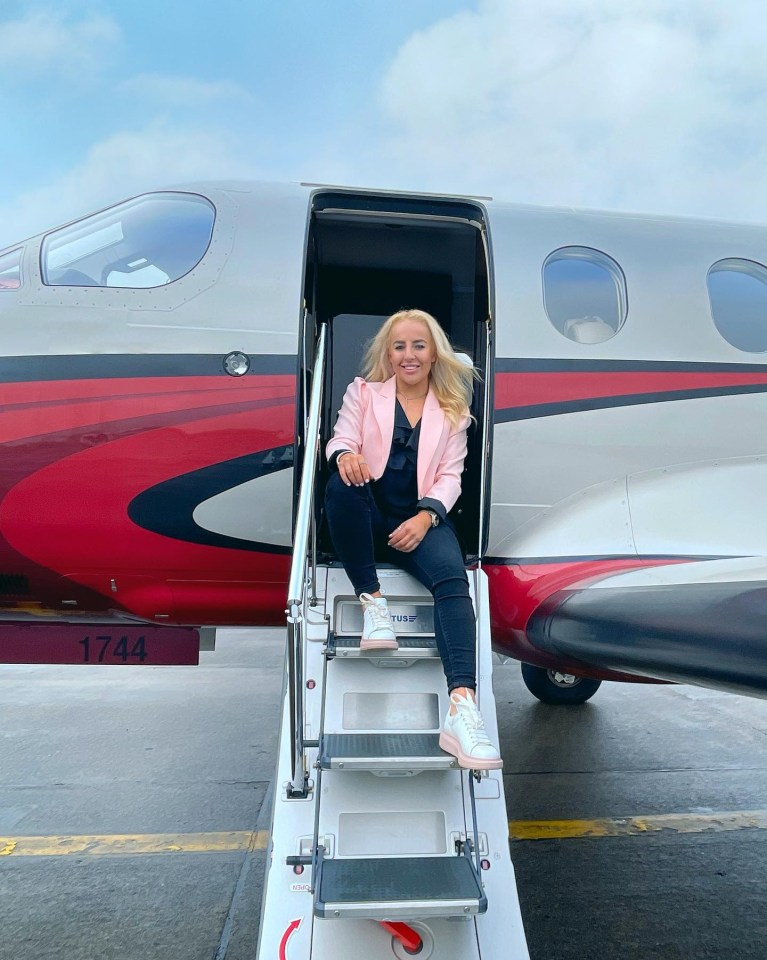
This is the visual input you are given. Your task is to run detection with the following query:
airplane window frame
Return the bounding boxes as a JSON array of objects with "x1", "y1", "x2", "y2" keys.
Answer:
[
  {"x1": 0, "y1": 247, "x2": 23, "y2": 291},
  {"x1": 707, "y1": 258, "x2": 767, "y2": 354},
  {"x1": 542, "y1": 245, "x2": 628, "y2": 344},
  {"x1": 40, "y1": 191, "x2": 216, "y2": 290}
]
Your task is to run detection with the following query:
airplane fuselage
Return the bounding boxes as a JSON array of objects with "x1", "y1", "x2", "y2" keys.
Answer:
[{"x1": 2, "y1": 181, "x2": 766, "y2": 693}]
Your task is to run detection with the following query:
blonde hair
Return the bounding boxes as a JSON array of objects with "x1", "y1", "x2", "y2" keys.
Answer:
[{"x1": 362, "y1": 309, "x2": 478, "y2": 427}]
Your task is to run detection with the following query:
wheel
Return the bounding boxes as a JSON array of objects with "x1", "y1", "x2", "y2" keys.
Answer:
[{"x1": 521, "y1": 662, "x2": 602, "y2": 705}]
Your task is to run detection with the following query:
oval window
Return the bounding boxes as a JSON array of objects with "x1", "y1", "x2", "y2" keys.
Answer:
[
  {"x1": 707, "y1": 259, "x2": 767, "y2": 353},
  {"x1": 0, "y1": 247, "x2": 22, "y2": 290},
  {"x1": 41, "y1": 192, "x2": 215, "y2": 289},
  {"x1": 543, "y1": 247, "x2": 627, "y2": 344}
]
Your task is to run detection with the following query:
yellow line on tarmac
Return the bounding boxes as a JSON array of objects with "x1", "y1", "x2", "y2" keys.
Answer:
[
  {"x1": 0, "y1": 831, "x2": 269, "y2": 858},
  {"x1": 510, "y1": 809, "x2": 767, "y2": 841},
  {"x1": 2, "y1": 811, "x2": 765, "y2": 857}
]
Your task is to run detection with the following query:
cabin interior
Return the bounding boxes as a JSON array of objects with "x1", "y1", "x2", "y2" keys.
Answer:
[{"x1": 299, "y1": 191, "x2": 493, "y2": 562}]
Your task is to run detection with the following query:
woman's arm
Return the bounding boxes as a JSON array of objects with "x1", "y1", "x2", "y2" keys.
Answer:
[
  {"x1": 389, "y1": 414, "x2": 469, "y2": 550},
  {"x1": 326, "y1": 378, "x2": 372, "y2": 486},
  {"x1": 419, "y1": 413, "x2": 470, "y2": 515},
  {"x1": 390, "y1": 416, "x2": 469, "y2": 551},
  {"x1": 326, "y1": 377, "x2": 366, "y2": 461}
]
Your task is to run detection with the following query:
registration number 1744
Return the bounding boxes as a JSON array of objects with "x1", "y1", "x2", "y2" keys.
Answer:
[{"x1": 0, "y1": 624, "x2": 200, "y2": 666}]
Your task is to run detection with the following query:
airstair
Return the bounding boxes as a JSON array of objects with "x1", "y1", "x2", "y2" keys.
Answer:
[{"x1": 256, "y1": 326, "x2": 529, "y2": 959}]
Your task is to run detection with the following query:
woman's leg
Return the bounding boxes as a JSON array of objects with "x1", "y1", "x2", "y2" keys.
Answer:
[
  {"x1": 392, "y1": 522, "x2": 476, "y2": 692},
  {"x1": 394, "y1": 522, "x2": 501, "y2": 769},
  {"x1": 325, "y1": 473, "x2": 398, "y2": 648},
  {"x1": 324, "y1": 472, "x2": 383, "y2": 596}
]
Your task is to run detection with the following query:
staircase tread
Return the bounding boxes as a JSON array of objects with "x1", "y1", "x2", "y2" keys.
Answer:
[
  {"x1": 317, "y1": 855, "x2": 484, "y2": 906},
  {"x1": 321, "y1": 732, "x2": 446, "y2": 759},
  {"x1": 334, "y1": 636, "x2": 436, "y2": 648}
]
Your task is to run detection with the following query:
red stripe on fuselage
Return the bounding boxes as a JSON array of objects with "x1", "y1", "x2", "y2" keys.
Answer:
[
  {"x1": 494, "y1": 370, "x2": 767, "y2": 409},
  {"x1": 2, "y1": 402, "x2": 295, "y2": 568},
  {"x1": 0, "y1": 376, "x2": 296, "y2": 624},
  {"x1": 0, "y1": 376, "x2": 294, "y2": 442},
  {"x1": 0, "y1": 375, "x2": 294, "y2": 406}
]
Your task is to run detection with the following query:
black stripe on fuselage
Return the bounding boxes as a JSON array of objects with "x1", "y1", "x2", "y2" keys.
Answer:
[
  {"x1": 484, "y1": 554, "x2": 733, "y2": 566},
  {"x1": 494, "y1": 358, "x2": 767, "y2": 373},
  {"x1": 128, "y1": 445, "x2": 294, "y2": 554},
  {"x1": 495, "y1": 384, "x2": 767, "y2": 423},
  {"x1": 5, "y1": 353, "x2": 765, "y2": 382},
  {"x1": 0, "y1": 354, "x2": 296, "y2": 383}
]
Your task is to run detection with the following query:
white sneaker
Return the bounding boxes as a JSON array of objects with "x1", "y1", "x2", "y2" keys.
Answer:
[
  {"x1": 439, "y1": 692, "x2": 503, "y2": 770},
  {"x1": 359, "y1": 593, "x2": 398, "y2": 650}
]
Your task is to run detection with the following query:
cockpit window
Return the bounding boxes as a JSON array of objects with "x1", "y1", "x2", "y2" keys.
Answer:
[
  {"x1": 41, "y1": 192, "x2": 215, "y2": 289},
  {"x1": 707, "y1": 259, "x2": 767, "y2": 353},
  {"x1": 0, "y1": 248, "x2": 22, "y2": 290},
  {"x1": 543, "y1": 246, "x2": 627, "y2": 344}
]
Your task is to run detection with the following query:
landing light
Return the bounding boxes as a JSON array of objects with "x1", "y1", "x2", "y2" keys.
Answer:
[{"x1": 223, "y1": 351, "x2": 250, "y2": 376}]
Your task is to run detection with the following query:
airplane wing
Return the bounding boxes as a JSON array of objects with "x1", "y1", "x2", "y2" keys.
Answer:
[
  {"x1": 488, "y1": 455, "x2": 767, "y2": 698},
  {"x1": 527, "y1": 556, "x2": 767, "y2": 697}
]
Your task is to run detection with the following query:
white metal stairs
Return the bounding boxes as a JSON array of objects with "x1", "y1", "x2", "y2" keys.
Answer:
[{"x1": 255, "y1": 326, "x2": 529, "y2": 959}]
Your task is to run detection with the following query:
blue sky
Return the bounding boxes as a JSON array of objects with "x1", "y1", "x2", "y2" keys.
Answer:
[{"x1": 3, "y1": 0, "x2": 767, "y2": 248}]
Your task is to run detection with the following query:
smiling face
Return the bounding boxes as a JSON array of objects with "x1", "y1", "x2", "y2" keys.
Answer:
[{"x1": 387, "y1": 318, "x2": 437, "y2": 393}]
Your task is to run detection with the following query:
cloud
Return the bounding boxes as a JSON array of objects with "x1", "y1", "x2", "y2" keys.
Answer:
[
  {"x1": 120, "y1": 74, "x2": 252, "y2": 107},
  {"x1": 0, "y1": 11, "x2": 120, "y2": 81},
  {"x1": 377, "y1": 0, "x2": 767, "y2": 221},
  {"x1": 0, "y1": 123, "x2": 259, "y2": 248}
]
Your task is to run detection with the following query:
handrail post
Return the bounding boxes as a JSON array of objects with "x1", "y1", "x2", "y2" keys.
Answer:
[
  {"x1": 285, "y1": 324, "x2": 327, "y2": 799},
  {"x1": 285, "y1": 610, "x2": 306, "y2": 799},
  {"x1": 309, "y1": 501, "x2": 319, "y2": 607}
]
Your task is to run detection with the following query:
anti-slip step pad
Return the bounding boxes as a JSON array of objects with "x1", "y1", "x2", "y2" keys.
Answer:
[
  {"x1": 329, "y1": 635, "x2": 438, "y2": 658},
  {"x1": 314, "y1": 855, "x2": 487, "y2": 919},
  {"x1": 319, "y1": 732, "x2": 456, "y2": 771}
]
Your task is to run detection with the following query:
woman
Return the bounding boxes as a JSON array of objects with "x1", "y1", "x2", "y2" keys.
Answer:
[{"x1": 325, "y1": 308, "x2": 501, "y2": 770}]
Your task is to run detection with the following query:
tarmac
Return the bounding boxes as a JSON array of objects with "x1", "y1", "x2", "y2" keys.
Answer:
[{"x1": 1, "y1": 628, "x2": 766, "y2": 959}]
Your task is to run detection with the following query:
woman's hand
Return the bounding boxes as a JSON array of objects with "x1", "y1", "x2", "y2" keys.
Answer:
[
  {"x1": 388, "y1": 512, "x2": 432, "y2": 553},
  {"x1": 338, "y1": 452, "x2": 371, "y2": 487}
]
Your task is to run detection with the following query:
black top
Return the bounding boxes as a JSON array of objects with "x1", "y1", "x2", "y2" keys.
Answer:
[{"x1": 372, "y1": 399, "x2": 421, "y2": 519}]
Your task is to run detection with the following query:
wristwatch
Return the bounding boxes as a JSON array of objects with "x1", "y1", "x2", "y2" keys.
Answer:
[{"x1": 423, "y1": 509, "x2": 440, "y2": 528}]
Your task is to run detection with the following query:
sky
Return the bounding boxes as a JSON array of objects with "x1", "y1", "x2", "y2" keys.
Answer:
[{"x1": 2, "y1": 0, "x2": 767, "y2": 249}]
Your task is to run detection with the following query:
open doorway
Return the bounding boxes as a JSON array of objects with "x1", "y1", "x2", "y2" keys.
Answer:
[{"x1": 299, "y1": 190, "x2": 493, "y2": 562}]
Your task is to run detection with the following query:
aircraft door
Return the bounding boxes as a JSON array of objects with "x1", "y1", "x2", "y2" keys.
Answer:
[{"x1": 301, "y1": 190, "x2": 494, "y2": 563}]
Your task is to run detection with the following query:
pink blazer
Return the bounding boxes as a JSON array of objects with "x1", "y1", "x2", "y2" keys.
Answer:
[{"x1": 326, "y1": 376, "x2": 470, "y2": 513}]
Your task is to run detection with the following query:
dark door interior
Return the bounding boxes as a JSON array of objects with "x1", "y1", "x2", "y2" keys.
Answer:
[{"x1": 299, "y1": 191, "x2": 492, "y2": 563}]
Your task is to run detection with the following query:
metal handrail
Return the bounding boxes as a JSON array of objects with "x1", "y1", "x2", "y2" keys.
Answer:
[{"x1": 285, "y1": 323, "x2": 327, "y2": 798}]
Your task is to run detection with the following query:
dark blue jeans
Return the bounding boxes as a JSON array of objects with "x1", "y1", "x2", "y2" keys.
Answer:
[{"x1": 324, "y1": 471, "x2": 476, "y2": 692}]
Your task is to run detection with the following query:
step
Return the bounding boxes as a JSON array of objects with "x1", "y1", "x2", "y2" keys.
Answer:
[
  {"x1": 319, "y1": 733, "x2": 457, "y2": 772},
  {"x1": 328, "y1": 634, "x2": 438, "y2": 660},
  {"x1": 314, "y1": 855, "x2": 487, "y2": 920},
  {"x1": 333, "y1": 598, "x2": 435, "y2": 638}
]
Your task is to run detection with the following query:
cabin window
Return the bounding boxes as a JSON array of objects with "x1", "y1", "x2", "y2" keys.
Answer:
[
  {"x1": 41, "y1": 192, "x2": 215, "y2": 289},
  {"x1": 543, "y1": 247, "x2": 627, "y2": 343},
  {"x1": 707, "y1": 259, "x2": 767, "y2": 353},
  {"x1": 0, "y1": 248, "x2": 22, "y2": 290}
]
